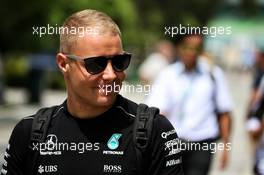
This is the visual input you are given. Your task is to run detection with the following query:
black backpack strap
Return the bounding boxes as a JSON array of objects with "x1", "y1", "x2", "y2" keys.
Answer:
[
  {"x1": 209, "y1": 70, "x2": 218, "y2": 113},
  {"x1": 133, "y1": 103, "x2": 159, "y2": 175},
  {"x1": 28, "y1": 105, "x2": 60, "y2": 175},
  {"x1": 209, "y1": 69, "x2": 222, "y2": 141}
]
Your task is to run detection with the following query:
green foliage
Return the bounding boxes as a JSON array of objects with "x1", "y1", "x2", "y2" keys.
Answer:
[
  {"x1": 4, "y1": 56, "x2": 29, "y2": 77},
  {"x1": 3, "y1": 55, "x2": 29, "y2": 86},
  {"x1": 1, "y1": 0, "x2": 262, "y2": 87},
  {"x1": 1, "y1": 0, "x2": 261, "y2": 54}
]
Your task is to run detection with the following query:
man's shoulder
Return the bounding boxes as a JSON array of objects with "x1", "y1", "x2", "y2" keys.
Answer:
[
  {"x1": 12, "y1": 105, "x2": 63, "y2": 137},
  {"x1": 151, "y1": 62, "x2": 182, "y2": 84},
  {"x1": 116, "y1": 95, "x2": 164, "y2": 116},
  {"x1": 15, "y1": 115, "x2": 34, "y2": 132},
  {"x1": 115, "y1": 95, "x2": 176, "y2": 132},
  {"x1": 197, "y1": 59, "x2": 225, "y2": 80},
  {"x1": 114, "y1": 95, "x2": 138, "y2": 118},
  {"x1": 153, "y1": 114, "x2": 176, "y2": 133},
  {"x1": 9, "y1": 115, "x2": 34, "y2": 148},
  {"x1": 167, "y1": 61, "x2": 183, "y2": 74}
]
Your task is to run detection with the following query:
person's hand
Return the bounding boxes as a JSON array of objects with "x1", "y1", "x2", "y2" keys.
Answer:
[
  {"x1": 247, "y1": 117, "x2": 263, "y2": 142},
  {"x1": 219, "y1": 149, "x2": 229, "y2": 170}
]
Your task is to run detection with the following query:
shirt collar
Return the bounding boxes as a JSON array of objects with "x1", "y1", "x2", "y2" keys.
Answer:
[
  {"x1": 62, "y1": 95, "x2": 123, "y2": 118},
  {"x1": 178, "y1": 60, "x2": 203, "y2": 75}
]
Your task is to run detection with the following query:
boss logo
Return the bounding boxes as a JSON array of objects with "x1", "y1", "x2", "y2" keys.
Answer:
[{"x1": 103, "y1": 165, "x2": 122, "y2": 173}]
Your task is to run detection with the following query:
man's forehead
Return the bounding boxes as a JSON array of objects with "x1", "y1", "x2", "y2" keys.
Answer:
[
  {"x1": 73, "y1": 33, "x2": 123, "y2": 56},
  {"x1": 183, "y1": 35, "x2": 203, "y2": 44}
]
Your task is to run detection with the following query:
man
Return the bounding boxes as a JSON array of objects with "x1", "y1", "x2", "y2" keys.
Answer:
[
  {"x1": 247, "y1": 98, "x2": 264, "y2": 175},
  {"x1": 0, "y1": 9, "x2": 183, "y2": 175},
  {"x1": 138, "y1": 40, "x2": 175, "y2": 85},
  {"x1": 0, "y1": 53, "x2": 4, "y2": 104},
  {"x1": 146, "y1": 33, "x2": 233, "y2": 175},
  {"x1": 246, "y1": 49, "x2": 264, "y2": 121},
  {"x1": 247, "y1": 73, "x2": 264, "y2": 175}
]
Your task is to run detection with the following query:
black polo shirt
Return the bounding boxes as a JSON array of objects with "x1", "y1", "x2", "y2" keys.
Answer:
[{"x1": 1, "y1": 95, "x2": 183, "y2": 175}]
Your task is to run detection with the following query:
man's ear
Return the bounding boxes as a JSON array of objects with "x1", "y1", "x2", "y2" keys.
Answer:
[{"x1": 56, "y1": 53, "x2": 69, "y2": 73}]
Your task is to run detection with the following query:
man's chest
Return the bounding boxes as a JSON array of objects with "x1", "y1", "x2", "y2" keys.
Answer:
[
  {"x1": 36, "y1": 147, "x2": 137, "y2": 175},
  {"x1": 170, "y1": 74, "x2": 214, "y2": 105},
  {"x1": 35, "y1": 119, "x2": 137, "y2": 175}
]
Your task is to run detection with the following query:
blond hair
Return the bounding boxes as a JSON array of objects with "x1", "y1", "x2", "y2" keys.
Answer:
[{"x1": 60, "y1": 9, "x2": 121, "y2": 53}]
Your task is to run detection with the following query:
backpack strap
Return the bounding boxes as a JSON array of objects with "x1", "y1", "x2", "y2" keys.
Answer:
[
  {"x1": 28, "y1": 105, "x2": 60, "y2": 175},
  {"x1": 209, "y1": 68, "x2": 223, "y2": 141},
  {"x1": 133, "y1": 103, "x2": 159, "y2": 175},
  {"x1": 209, "y1": 68, "x2": 221, "y2": 114},
  {"x1": 209, "y1": 70, "x2": 217, "y2": 111}
]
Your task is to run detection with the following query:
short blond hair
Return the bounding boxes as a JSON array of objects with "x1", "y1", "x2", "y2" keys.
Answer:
[{"x1": 60, "y1": 9, "x2": 121, "y2": 53}]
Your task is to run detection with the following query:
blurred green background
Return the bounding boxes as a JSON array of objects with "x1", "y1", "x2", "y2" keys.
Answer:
[{"x1": 0, "y1": 0, "x2": 264, "y2": 88}]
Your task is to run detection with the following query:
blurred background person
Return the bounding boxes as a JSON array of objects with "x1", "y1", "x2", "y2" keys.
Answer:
[
  {"x1": 138, "y1": 40, "x2": 175, "y2": 85},
  {"x1": 245, "y1": 48, "x2": 264, "y2": 137},
  {"x1": 146, "y1": 33, "x2": 233, "y2": 175},
  {"x1": 252, "y1": 49, "x2": 264, "y2": 94},
  {"x1": 0, "y1": 53, "x2": 4, "y2": 105},
  {"x1": 27, "y1": 52, "x2": 56, "y2": 105},
  {"x1": 247, "y1": 72, "x2": 264, "y2": 175},
  {"x1": 248, "y1": 49, "x2": 264, "y2": 109}
]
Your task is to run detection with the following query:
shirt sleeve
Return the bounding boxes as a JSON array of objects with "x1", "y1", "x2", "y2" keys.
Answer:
[
  {"x1": 138, "y1": 53, "x2": 169, "y2": 83},
  {"x1": 1, "y1": 118, "x2": 32, "y2": 175},
  {"x1": 146, "y1": 115, "x2": 183, "y2": 175},
  {"x1": 252, "y1": 71, "x2": 263, "y2": 90},
  {"x1": 246, "y1": 117, "x2": 262, "y2": 132},
  {"x1": 213, "y1": 67, "x2": 233, "y2": 113},
  {"x1": 145, "y1": 69, "x2": 173, "y2": 114},
  {"x1": 258, "y1": 76, "x2": 264, "y2": 96}
]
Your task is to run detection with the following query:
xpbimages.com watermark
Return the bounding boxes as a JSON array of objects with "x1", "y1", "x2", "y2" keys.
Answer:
[
  {"x1": 164, "y1": 138, "x2": 232, "y2": 154},
  {"x1": 99, "y1": 82, "x2": 154, "y2": 96},
  {"x1": 164, "y1": 24, "x2": 232, "y2": 38},
  {"x1": 31, "y1": 134, "x2": 100, "y2": 155},
  {"x1": 32, "y1": 24, "x2": 99, "y2": 37}
]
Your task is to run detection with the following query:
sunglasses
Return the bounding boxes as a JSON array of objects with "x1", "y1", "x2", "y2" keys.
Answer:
[{"x1": 65, "y1": 52, "x2": 131, "y2": 75}]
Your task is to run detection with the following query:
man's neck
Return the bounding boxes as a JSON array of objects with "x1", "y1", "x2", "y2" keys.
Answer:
[
  {"x1": 184, "y1": 64, "x2": 196, "y2": 72},
  {"x1": 66, "y1": 96, "x2": 114, "y2": 119},
  {"x1": 183, "y1": 58, "x2": 198, "y2": 72}
]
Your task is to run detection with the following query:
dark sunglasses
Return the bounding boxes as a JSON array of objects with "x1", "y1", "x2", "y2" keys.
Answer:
[{"x1": 65, "y1": 52, "x2": 131, "y2": 75}]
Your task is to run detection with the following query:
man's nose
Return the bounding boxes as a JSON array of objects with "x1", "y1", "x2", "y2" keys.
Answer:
[{"x1": 102, "y1": 61, "x2": 117, "y2": 81}]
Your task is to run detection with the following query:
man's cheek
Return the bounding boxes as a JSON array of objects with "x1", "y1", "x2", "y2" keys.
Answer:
[{"x1": 118, "y1": 72, "x2": 126, "y2": 82}]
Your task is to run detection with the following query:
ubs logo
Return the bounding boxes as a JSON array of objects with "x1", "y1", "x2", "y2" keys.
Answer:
[{"x1": 38, "y1": 165, "x2": 58, "y2": 174}]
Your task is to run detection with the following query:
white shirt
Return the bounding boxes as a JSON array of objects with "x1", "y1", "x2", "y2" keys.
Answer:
[
  {"x1": 146, "y1": 59, "x2": 233, "y2": 141},
  {"x1": 138, "y1": 53, "x2": 170, "y2": 84}
]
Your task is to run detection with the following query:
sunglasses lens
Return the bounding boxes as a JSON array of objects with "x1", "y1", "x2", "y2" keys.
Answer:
[
  {"x1": 83, "y1": 53, "x2": 131, "y2": 74},
  {"x1": 84, "y1": 57, "x2": 107, "y2": 74},
  {"x1": 112, "y1": 54, "x2": 131, "y2": 71}
]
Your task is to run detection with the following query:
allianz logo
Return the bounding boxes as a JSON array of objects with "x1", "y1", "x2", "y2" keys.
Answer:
[{"x1": 38, "y1": 165, "x2": 58, "y2": 174}]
